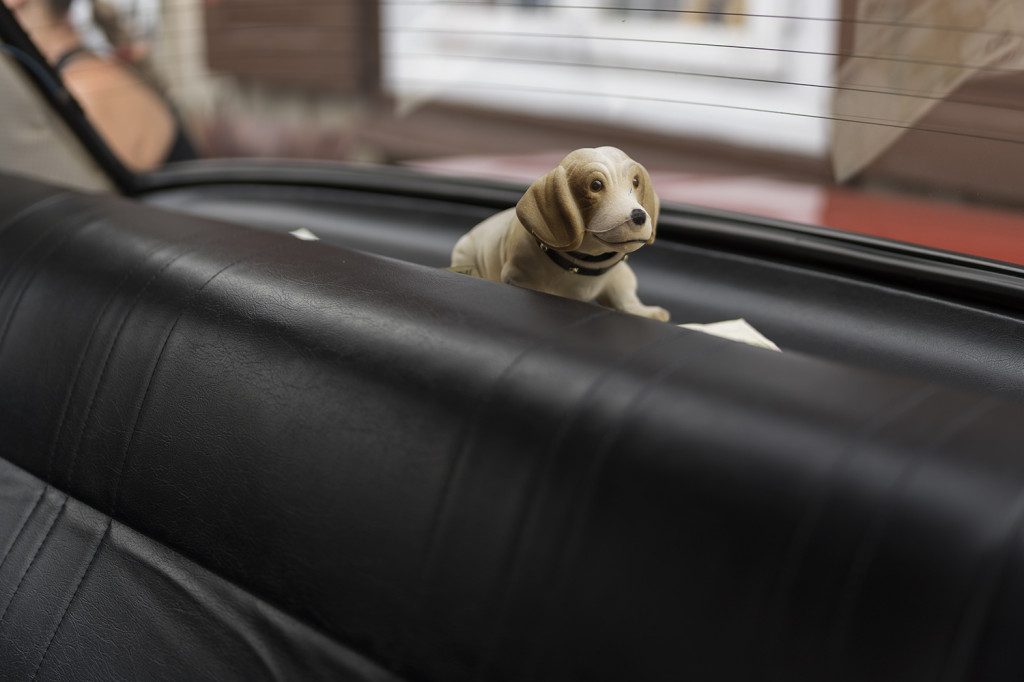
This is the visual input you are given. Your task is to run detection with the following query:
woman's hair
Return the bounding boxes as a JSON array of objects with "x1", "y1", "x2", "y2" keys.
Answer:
[
  {"x1": 47, "y1": 0, "x2": 74, "y2": 15},
  {"x1": 46, "y1": 0, "x2": 128, "y2": 55},
  {"x1": 45, "y1": 0, "x2": 167, "y2": 94},
  {"x1": 91, "y1": 0, "x2": 130, "y2": 53}
]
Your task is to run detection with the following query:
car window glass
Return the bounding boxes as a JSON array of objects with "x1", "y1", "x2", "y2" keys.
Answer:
[{"x1": 5, "y1": 0, "x2": 1024, "y2": 265}]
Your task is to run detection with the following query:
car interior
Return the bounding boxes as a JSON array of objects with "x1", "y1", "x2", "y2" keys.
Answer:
[{"x1": 4, "y1": 2, "x2": 1024, "y2": 680}]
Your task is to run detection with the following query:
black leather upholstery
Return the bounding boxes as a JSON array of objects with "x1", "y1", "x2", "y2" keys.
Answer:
[
  {"x1": 142, "y1": 164, "x2": 1024, "y2": 404},
  {"x1": 4, "y1": 170, "x2": 1024, "y2": 680}
]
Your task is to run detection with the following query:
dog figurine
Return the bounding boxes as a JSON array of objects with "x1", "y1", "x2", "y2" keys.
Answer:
[{"x1": 450, "y1": 147, "x2": 669, "y2": 321}]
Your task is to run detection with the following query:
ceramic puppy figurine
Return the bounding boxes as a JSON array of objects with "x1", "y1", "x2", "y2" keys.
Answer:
[{"x1": 450, "y1": 147, "x2": 669, "y2": 321}]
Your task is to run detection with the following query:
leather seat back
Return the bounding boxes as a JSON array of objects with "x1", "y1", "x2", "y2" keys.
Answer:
[{"x1": 4, "y1": 173, "x2": 1024, "y2": 681}]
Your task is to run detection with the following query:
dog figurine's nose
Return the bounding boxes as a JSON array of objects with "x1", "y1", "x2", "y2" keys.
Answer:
[{"x1": 630, "y1": 209, "x2": 647, "y2": 226}]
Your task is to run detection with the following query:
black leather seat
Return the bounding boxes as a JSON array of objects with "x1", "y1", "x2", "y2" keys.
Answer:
[{"x1": 3, "y1": 171, "x2": 1024, "y2": 681}]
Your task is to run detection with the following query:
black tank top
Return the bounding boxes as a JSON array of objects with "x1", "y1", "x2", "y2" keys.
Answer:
[{"x1": 53, "y1": 46, "x2": 198, "y2": 166}]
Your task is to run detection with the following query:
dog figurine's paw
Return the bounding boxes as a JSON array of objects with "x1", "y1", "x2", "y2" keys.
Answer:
[
  {"x1": 627, "y1": 304, "x2": 671, "y2": 322},
  {"x1": 450, "y1": 146, "x2": 669, "y2": 321}
]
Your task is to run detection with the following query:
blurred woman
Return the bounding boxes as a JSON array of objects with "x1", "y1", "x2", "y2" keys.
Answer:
[{"x1": 3, "y1": 0, "x2": 195, "y2": 170}]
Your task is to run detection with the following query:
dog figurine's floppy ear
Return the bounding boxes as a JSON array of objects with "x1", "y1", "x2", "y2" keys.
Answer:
[
  {"x1": 636, "y1": 163, "x2": 660, "y2": 245},
  {"x1": 516, "y1": 165, "x2": 585, "y2": 251}
]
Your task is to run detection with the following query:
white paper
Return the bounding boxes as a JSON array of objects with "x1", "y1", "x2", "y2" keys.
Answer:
[
  {"x1": 289, "y1": 228, "x2": 320, "y2": 241},
  {"x1": 679, "y1": 318, "x2": 781, "y2": 352}
]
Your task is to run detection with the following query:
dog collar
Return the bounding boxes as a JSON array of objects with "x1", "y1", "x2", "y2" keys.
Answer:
[{"x1": 536, "y1": 240, "x2": 627, "y2": 276}]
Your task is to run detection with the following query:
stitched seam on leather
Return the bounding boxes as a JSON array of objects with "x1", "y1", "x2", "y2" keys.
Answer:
[
  {"x1": 29, "y1": 521, "x2": 111, "y2": 681},
  {"x1": 58, "y1": 229, "x2": 245, "y2": 490},
  {"x1": 55, "y1": 237, "x2": 413, "y2": 675},
  {"x1": 472, "y1": 329, "x2": 688, "y2": 680},
  {"x1": 0, "y1": 494, "x2": 67, "y2": 630},
  {"x1": 0, "y1": 193, "x2": 71, "y2": 249},
  {"x1": 518, "y1": 337, "x2": 731, "y2": 678},
  {"x1": 108, "y1": 240, "x2": 296, "y2": 518},
  {"x1": 0, "y1": 200, "x2": 93, "y2": 360},
  {"x1": 824, "y1": 398, "x2": 1000, "y2": 674},
  {"x1": 98, "y1": 242, "x2": 445, "y2": 681},
  {"x1": 394, "y1": 306, "x2": 612, "y2": 672},
  {"x1": 940, "y1": 452, "x2": 1024, "y2": 681},
  {"x1": 47, "y1": 237, "x2": 158, "y2": 482},
  {"x1": 1, "y1": 454, "x2": 407, "y2": 682},
  {"x1": 0, "y1": 485, "x2": 47, "y2": 575},
  {"x1": 751, "y1": 384, "x2": 939, "y2": 671},
  {"x1": 0, "y1": 192, "x2": 73, "y2": 288}
]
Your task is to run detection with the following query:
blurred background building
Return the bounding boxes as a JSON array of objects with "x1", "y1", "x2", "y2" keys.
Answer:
[{"x1": 151, "y1": 1, "x2": 832, "y2": 167}]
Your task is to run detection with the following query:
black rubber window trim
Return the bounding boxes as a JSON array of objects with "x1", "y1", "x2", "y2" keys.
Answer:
[{"x1": 0, "y1": 4, "x2": 136, "y2": 195}]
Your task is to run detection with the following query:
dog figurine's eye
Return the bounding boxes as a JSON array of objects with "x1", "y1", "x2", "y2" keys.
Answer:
[
  {"x1": 632, "y1": 176, "x2": 640, "y2": 188},
  {"x1": 590, "y1": 179, "x2": 604, "y2": 192}
]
